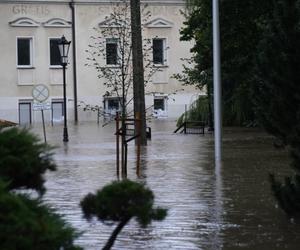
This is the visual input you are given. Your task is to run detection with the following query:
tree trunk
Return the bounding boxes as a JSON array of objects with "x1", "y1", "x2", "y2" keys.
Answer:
[
  {"x1": 130, "y1": 0, "x2": 147, "y2": 145},
  {"x1": 102, "y1": 218, "x2": 130, "y2": 250}
]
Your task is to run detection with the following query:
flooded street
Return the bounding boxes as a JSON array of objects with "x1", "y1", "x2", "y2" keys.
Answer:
[{"x1": 32, "y1": 120, "x2": 300, "y2": 249}]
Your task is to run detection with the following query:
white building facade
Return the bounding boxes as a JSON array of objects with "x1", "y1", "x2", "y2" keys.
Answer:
[{"x1": 0, "y1": 0, "x2": 202, "y2": 125}]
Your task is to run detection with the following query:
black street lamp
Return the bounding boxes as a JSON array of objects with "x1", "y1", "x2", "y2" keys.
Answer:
[{"x1": 58, "y1": 35, "x2": 71, "y2": 142}]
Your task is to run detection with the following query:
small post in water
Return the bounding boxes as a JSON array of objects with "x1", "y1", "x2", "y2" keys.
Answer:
[
  {"x1": 116, "y1": 112, "x2": 120, "y2": 177},
  {"x1": 41, "y1": 109, "x2": 47, "y2": 143},
  {"x1": 136, "y1": 112, "x2": 141, "y2": 176}
]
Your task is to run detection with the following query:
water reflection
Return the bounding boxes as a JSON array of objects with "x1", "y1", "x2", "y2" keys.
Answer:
[
  {"x1": 212, "y1": 161, "x2": 223, "y2": 250},
  {"x1": 29, "y1": 121, "x2": 300, "y2": 249}
]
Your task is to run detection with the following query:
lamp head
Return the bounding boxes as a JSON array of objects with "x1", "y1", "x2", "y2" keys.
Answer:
[{"x1": 58, "y1": 35, "x2": 71, "y2": 66}]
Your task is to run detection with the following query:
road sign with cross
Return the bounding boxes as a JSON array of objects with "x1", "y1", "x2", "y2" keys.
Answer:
[{"x1": 32, "y1": 84, "x2": 49, "y2": 102}]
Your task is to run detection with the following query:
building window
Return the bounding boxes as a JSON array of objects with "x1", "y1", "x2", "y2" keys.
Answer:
[
  {"x1": 19, "y1": 102, "x2": 32, "y2": 125},
  {"x1": 153, "y1": 96, "x2": 167, "y2": 117},
  {"x1": 49, "y1": 38, "x2": 61, "y2": 66},
  {"x1": 153, "y1": 38, "x2": 166, "y2": 65},
  {"x1": 52, "y1": 101, "x2": 64, "y2": 124},
  {"x1": 104, "y1": 97, "x2": 121, "y2": 115},
  {"x1": 106, "y1": 38, "x2": 118, "y2": 65},
  {"x1": 17, "y1": 37, "x2": 33, "y2": 67},
  {"x1": 154, "y1": 98, "x2": 165, "y2": 111}
]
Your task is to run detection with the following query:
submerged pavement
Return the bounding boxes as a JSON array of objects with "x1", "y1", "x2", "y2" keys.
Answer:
[{"x1": 31, "y1": 120, "x2": 300, "y2": 250}]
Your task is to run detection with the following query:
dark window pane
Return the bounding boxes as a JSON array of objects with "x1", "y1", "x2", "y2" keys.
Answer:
[
  {"x1": 154, "y1": 98, "x2": 165, "y2": 110},
  {"x1": 153, "y1": 39, "x2": 164, "y2": 64},
  {"x1": 107, "y1": 98, "x2": 119, "y2": 110},
  {"x1": 106, "y1": 42, "x2": 118, "y2": 65},
  {"x1": 50, "y1": 39, "x2": 61, "y2": 66},
  {"x1": 17, "y1": 38, "x2": 30, "y2": 66}
]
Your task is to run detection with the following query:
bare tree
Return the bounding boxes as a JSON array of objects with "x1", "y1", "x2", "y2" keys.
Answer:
[
  {"x1": 84, "y1": 1, "x2": 162, "y2": 175},
  {"x1": 85, "y1": 1, "x2": 157, "y2": 122}
]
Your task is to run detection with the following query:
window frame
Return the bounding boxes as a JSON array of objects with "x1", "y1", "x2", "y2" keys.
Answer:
[
  {"x1": 16, "y1": 36, "x2": 34, "y2": 68},
  {"x1": 153, "y1": 96, "x2": 168, "y2": 117},
  {"x1": 49, "y1": 37, "x2": 62, "y2": 68},
  {"x1": 18, "y1": 101, "x2": 32, "y2": 125},
  {"x1": 152, "y1": 38, "x2": 167, "y2": 66},
  {"x1": 51, "y1": 100, "x2": 64, "y2": 125},
  {"x1": 105, "y1": 38, "x2": 119, "y2": 66},
  {"x1": 153, "y1": 97, "x2": 166, "y2": 111},
  {"x1": 103, "y1": 96, "x2": 121, "y2": 115}
]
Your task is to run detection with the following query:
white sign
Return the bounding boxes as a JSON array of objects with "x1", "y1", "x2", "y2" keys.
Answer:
[
  {"x1": 33, "y1": 102, "x2": 51, "y2": 111},
  {"x1": 32, "y1": 84, "x2": 49, "y2": 102}
]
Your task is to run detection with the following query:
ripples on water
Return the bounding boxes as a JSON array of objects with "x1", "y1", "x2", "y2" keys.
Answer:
[{"x1": 30, "y1": 120, "x2": 300, "y2": 250}]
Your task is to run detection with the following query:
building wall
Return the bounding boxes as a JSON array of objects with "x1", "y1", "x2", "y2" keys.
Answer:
[
  {"x1": 0, "y1": 0, "x2": 203, "y2": 125},
  {"x1": 0, "y1": 1, "x2": 73, "y2": 124}
]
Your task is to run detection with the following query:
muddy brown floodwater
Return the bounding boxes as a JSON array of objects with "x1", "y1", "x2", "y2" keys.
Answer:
[{"x1": 31, "y1": 119, "x2": 300, "y2": 249}]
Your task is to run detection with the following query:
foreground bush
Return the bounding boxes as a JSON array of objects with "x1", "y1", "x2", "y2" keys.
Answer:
[
  {"x1": 0, "y1": 128, "x2": 81, "y2": 249},
  {"x1": 0, "y1": 182, "x2": 82, "y2": 250},
  {"x1": 0, "y1": 127, "x2": 56, "y2": 195},
  {"x1": 80, "y1": 179, "x2": 167, "y2": 250}
]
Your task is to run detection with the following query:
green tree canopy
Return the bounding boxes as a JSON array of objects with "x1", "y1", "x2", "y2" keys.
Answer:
[
  {"x1": 178, "y1": 0, "x2": 272, "y2": 125},
  {"x1": 0, "y1": 128, "x2": 81, "y2": 249},
  {"x1": 80, "y1": 179, "x2": 167, "y2": 249},
  {"x1": 254, "y1": 0, "x2": 300, "y2": 217},
  {"x1": 0, "y1": 182, "x2": 81, "y2": 250},
  {"x1": 254, "y1": 0, "x2": 300, "y2": 148},
  {"x1": 0, "y1": 127, "x2": 56, "y2": 195},
  {"x1": 180, "y1": 0, "x2": 300, "y2": 217}
]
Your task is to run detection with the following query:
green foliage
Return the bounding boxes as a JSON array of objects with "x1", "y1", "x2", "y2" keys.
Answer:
[
  {"x1": 254, "y1": 0, "x2": 300, "y2": 217},
  {"x1": 0, "y1": 127, "x2": 56, "y2": 195},
  {"x1": 0, "y1": 128, "x2": 81, "y2": 249},
  {"x1": 81, "y1": 180, "x2": 167, "y2": 249},
  {"x1": 178, "y1": 0, "x2": 272, "y2": 126},
  {"x1": 0, "y1": 181, "x2": 82, "y2": 250},
  {"x1": 254, "y1": 0, "x2": 300, "y2": 149},
  {"x1": 270, "y1": 174, "x2": 300, "y2": 218},
  {"x1": 81, "y1": 179, "x2": 167, "y2": 227},
  {"x1": 181, "y1": 0, "x2": 300, "y2": 217},
  {"x1": 177, "y1": 96, "x2": 209, "y2": 126}
]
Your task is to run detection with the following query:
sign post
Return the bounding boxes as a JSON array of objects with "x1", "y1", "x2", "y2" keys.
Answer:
[{"x1": 32, "y1": 85, "x2": 50, "y2": 143}]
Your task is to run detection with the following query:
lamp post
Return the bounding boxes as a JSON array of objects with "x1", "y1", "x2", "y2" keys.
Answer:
[
  {"x1": 58, "y1": 35, "x2": 71, "y2": 142},
  {"x1": 213, "y1": 0, "x2": 222, "y2": 164}
]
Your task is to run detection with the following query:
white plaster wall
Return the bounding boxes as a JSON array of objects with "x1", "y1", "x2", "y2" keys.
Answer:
[
  {"x1": 0, "y1": 2, "x2": 74, "y2": 124},
  {"x1": 0, "y1": 98, "x2": 20, "y2": 122},
  {"x1": 75, "y1": 2, "x2": 202, "y2": 120},
  {"x1": 0, "y1": 0, "x2": 202, "y2": 123}
]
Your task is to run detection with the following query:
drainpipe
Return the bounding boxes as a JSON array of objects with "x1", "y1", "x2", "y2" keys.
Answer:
[{"x1": 69, "y1": 0, "x2": 78, "y2": 122}]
